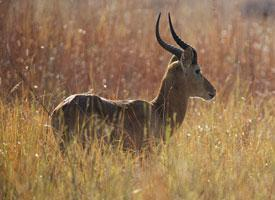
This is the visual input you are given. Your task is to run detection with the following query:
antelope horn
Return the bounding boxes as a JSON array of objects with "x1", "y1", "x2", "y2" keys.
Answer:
[
  {"x1": 168, "y1": 13, "x2": 198, "y2": 64},
  {"x1": 156, "y1": 13, "x2": 183, "y2": 60}
]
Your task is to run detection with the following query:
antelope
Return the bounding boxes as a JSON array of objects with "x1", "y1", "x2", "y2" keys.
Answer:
[{"x1": 51, "y1": 13, "x2": 216, "y2": 151}]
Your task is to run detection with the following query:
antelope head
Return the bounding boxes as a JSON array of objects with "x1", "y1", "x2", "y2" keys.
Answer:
[{"x1": 156, "y1": 13, "x2": 216, "y2": 101}]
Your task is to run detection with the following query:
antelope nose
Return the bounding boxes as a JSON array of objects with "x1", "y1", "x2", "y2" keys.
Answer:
[{"x1": 208, "y1": 90, "x2": 216, "y2": 99}]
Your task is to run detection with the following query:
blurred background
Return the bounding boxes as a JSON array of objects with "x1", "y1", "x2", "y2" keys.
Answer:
[{"x1": 0, "y1": 0, "x2": 274, "y2": 110}]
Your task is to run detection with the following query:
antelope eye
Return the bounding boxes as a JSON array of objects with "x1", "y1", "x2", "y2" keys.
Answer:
[{"x1": 195, "y1": 69, "x2": 200, "y2": 75}]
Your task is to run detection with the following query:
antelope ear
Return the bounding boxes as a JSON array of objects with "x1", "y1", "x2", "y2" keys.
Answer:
[{"x1": 180, "y1": 47, "x2": 193, "y2": 69}]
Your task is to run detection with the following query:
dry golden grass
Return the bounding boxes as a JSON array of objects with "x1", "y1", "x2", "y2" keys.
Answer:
[
  {"x1": 1, "y1": 91, "x2": 274, "y2": 199},
  {"x1": 0, "y1": 0, "x2": 275, "y2": 199}
]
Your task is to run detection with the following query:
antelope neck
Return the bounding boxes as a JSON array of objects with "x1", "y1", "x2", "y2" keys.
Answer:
[{"x1": 151, "y1": 79, "x2": 188, "y2": 127}]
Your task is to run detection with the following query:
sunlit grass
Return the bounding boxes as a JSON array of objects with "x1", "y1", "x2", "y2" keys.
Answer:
[
  {"x1": 1, "y1": 0, "x2": 275, "y2": 105},
  {"x1": 0, "y1": 90, "x2": 274, "y2": 199},
  {"x1": 0, "y1": 0, "x2": 275, "y2": 199}
]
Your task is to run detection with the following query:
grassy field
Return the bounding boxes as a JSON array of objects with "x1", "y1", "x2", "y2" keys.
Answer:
[{"x1": 0, "y1": 0, "x2": 275, "y2": 199}]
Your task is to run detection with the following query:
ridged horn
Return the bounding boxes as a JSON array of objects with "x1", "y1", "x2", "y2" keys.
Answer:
[
  {"x1": 168, "y1": 13, "x2": 198, "y2": 64},
  {"x1": 156, "y1": 13, "x2": 183, "y2": 60}
]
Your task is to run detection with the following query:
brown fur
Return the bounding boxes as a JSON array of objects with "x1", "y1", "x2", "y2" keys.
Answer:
[{"x1": 51, "y1": 47, "x2": 216, "y2": 151}]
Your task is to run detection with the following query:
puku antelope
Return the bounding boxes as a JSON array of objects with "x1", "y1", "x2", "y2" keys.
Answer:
[{"x1": 51, "y1": 13, "x2": 216, "y2": 151}]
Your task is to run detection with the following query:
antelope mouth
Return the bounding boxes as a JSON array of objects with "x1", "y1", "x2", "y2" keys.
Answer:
[{"x1": 208, "y1": 92, "x2": 216, "y2": 99}]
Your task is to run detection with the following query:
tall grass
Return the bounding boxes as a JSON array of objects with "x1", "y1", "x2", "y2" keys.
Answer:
[
  {"x1": 0, "y1": 0, "x2": 274, "y2": 199},
  {"x1": 0, "y1": 90, "x2": 274, "y2": 199},
  {"x1": 1, "y1": 0, "x2": 274, "y2": 104}
]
